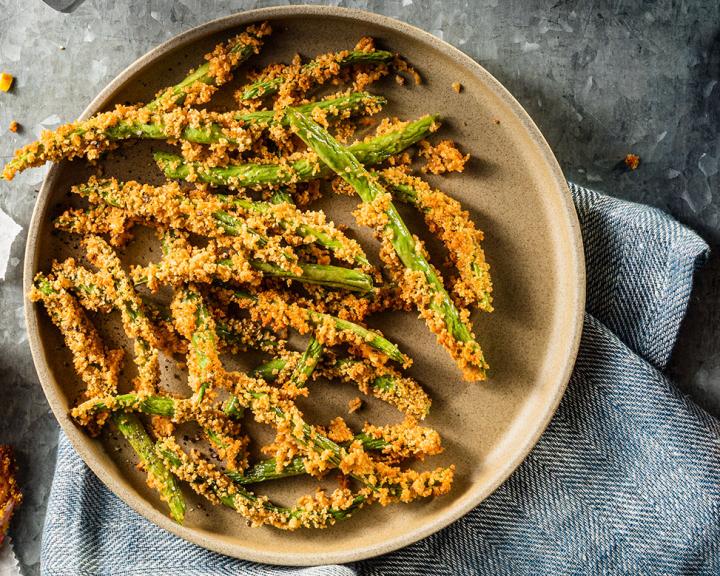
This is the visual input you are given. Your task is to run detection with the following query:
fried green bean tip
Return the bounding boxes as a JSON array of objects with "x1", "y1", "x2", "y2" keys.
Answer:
[{"x1": 113, "y1": 411, "x2": 185, "y2": 523}]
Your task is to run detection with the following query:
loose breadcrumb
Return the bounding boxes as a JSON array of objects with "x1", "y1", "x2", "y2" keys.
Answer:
[
  {"x1": 0, "y1": 72, "x2": 13, "y2": 92},
  {"x1": 625, "y1": 153, "x2": 640, "y2": 170},
  {"x1": 393, "y1": 56, "x2": 422, "y2": 85},
  {"x1": 451, "y1": 81, "x2": 462, "y2": 93},
  {"x1": 348, "y1": 397, "x2": 363, "y2": 413},
  {"x1": 29, "y1": 273, "x2": 123, "y2": 401},
  {"x1": 8, "y1": 121, "x2": 19, "y2": 133}
]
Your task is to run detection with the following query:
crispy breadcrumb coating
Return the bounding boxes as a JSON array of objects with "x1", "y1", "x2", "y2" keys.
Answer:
[
  {"x1": 231, "y1": 289, "x2": 405, "y2": 366},
  {"x1": 158, "y1": 436, "x2": 369, "y2": 529},
  {"x1": 321, "y1": 358, "x2": 431, "y2": 419},
  {"x1": 378, "y1": 233, "x2": 487, "y2": 381},
  {"x1": 55, "y1": 205, "x2": 135, "y2": 246},
  {"x1": 418, "y1": 139, "x2": 469, "y2": 174},
  {"x1": 327, "y1": 417, "x2": 355, "y2": 443},
  {"x1": 0, "y1": 446, "x2": 22, "y2": 544},
  {"x1": 381, "y1": 168, "x2": 493, "y2": 310},
  {"x1": 362, "y1": 417, "x2": 442, "y2": 462},
  {"x1": 83, "y1": 236, "x2": 163, "y2": 393}
]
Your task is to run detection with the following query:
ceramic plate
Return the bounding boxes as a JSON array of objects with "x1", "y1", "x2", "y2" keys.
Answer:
[{"x1": 24, "y1": 6, "x2": 584, "y2": 565}]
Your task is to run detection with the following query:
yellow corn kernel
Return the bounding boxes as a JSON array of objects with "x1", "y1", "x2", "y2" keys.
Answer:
[{"x1": 0, "y1": 73, "x2": 14, "y2": 92}]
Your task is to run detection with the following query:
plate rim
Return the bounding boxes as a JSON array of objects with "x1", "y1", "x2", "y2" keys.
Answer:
[{"x1": 23, "y1": 4, "x2": 586, "y2": 566}]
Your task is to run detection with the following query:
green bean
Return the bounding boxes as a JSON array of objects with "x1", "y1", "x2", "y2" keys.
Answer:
[
  {"x1": 113, "y1": 412, "x2": 186, "y2": 523},
  {"x1": 238, "y1": 50, "x2": 393, "y2": 101},
  {"x1": 154, "y1": 115, "x2": 438, "y2": 189},
  {"x1": 287, "y1": 110, "x2": 486, "y2": 380}
]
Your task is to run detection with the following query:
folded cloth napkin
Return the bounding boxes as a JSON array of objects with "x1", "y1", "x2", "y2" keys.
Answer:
[{"x1": 42, "y1": 184, "x2": 715, "y2": 576}]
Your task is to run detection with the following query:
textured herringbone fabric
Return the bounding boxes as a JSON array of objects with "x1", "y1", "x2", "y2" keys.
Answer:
[{"x1": 42, "y1": 185, "x2": 713, "y2": 575}]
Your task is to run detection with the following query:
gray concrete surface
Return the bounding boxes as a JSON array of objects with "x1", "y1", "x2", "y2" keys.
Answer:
[{"x1": 1, "y1": 1, "x2": 718, "y2": 573}]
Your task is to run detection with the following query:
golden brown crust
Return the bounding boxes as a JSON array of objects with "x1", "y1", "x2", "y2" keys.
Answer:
[
  {"x1": 55, "y1": 205, "x2": 135, "y2": 246},
  {"x1": 418, "y1": 139, "x2": 469, "y2": 175},
  {"x1": 230, "y1": 289, "x2": 398, "y2": 366},
  {"x1": 29, "y1": 274, "x2": 123, "y2": 400},
  {"x1": 327, "y1": 417, "x2": 355, "y2": 443},
  {"x1": 158, "y1": 436, "x2": 369, "y2": 530},
  {"x1": 362, "y1": 417, "x2": 442, "y2": 461},
  {"x1": 381, "y1": 168, "x2": 493, "y2": 311},
  {"x1": 0, "y1": 446, "x2": 22, "y2": 543},
  {"x1": 321, "y1": 358, "x2": 431, "y2": 419}
]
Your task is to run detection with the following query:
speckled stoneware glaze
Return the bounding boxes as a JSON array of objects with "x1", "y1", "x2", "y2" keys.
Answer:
[{"x1": 24, "y1": 5, "x2": 585, "y2": 565}]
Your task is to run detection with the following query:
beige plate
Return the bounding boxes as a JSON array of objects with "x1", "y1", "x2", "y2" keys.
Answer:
[{"x1": 24, "y1": 5, "x2": 585, "y2": 566}]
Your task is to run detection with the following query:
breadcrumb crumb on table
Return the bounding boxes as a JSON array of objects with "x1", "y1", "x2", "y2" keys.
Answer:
[
  {"x1": 624, "y1": 153, "x2": 640, "y2": 170},
  {"x1": 8, "y1": 121, "x2": 19, "y2": 133},
  {"x1": 0, "y1": 72, "x2": 13, "y2": 92},
  {"x1": 451, "y1": 81, "x2": 463, "y2": 93}
]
